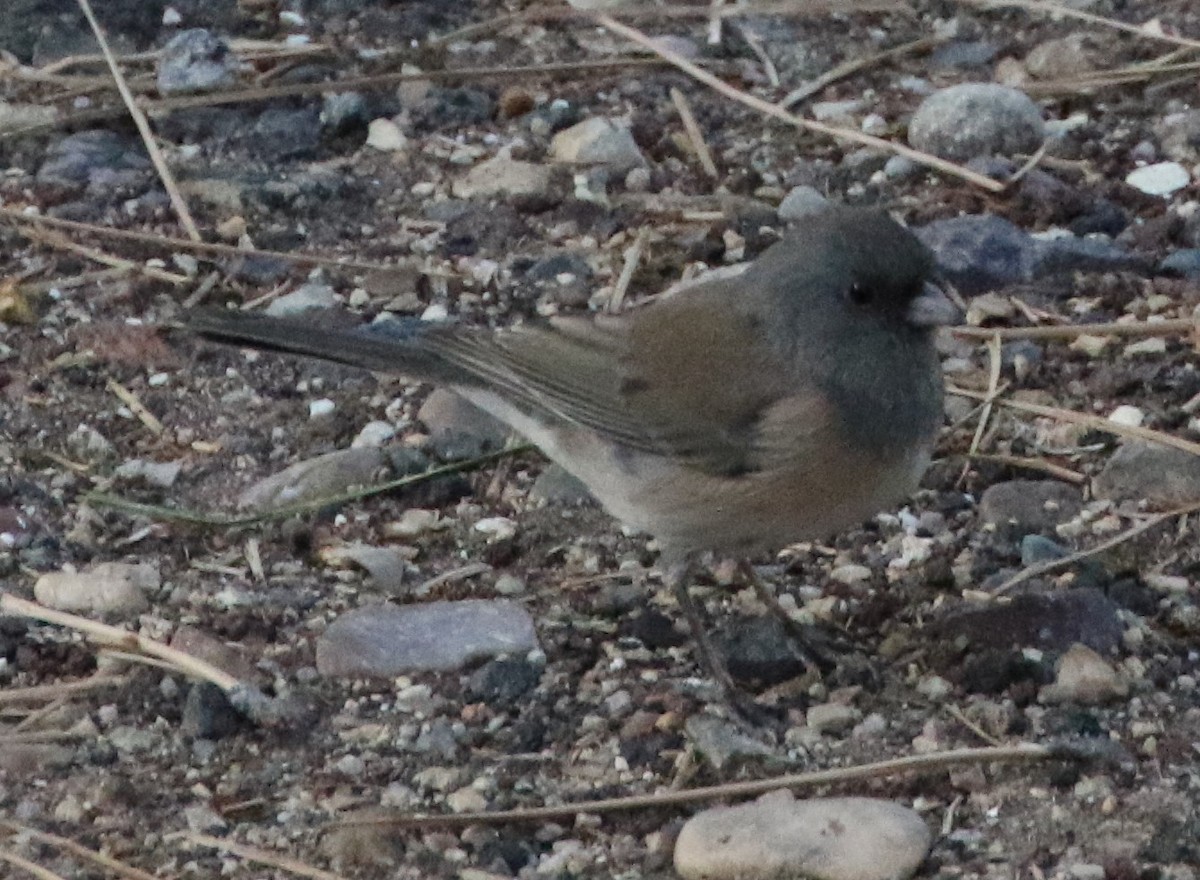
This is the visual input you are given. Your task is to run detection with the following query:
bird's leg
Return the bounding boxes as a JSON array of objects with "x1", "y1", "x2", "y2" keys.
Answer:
[
  {"x1": 738, "y1": 559, "x2": 835, "y2": 672},
  {"x1": 667, "y1": 558, "x2": 773, "y2": 725}
]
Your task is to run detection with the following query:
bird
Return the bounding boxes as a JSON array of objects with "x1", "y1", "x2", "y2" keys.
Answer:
[{"x1": 186, "y1": 205, "x2": 961, "y2": 713}]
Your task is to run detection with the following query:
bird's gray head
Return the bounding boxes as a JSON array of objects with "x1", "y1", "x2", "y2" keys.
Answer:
[{"x1": 758, "y1": 205, "x2": 961, "y2": 333}]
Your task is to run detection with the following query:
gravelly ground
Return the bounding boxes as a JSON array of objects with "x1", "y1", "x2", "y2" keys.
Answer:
[{"x1": 2, "y1": 1, "x2": 1200, "y2": 878}]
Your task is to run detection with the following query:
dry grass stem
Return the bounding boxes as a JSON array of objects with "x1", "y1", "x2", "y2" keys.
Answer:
[
  {"x1": 952, "y1": 318, "x2": 1196, "y2": 342},
  {"x1": 958, "y1": 0, "x2": 1200, "y2": 52},
  {"x1": 172, "y1": 832, "x2": 350, "y2": 880},
  {"x1": 947, "y1": 387, "x2": 1200, "y2": 458},
  {"x1": 994, "y1": 502, "x2": 1200, "y2": 594},
  {"x1": 74, "y1": 0, "x2": 201, "y2": 241},
  {"x1": 349, "y1": 744, "x2": 1053, "y2": 828},
  {"x1": 609, "y1": 228, "x2": 651, "y2": 313},
  {"x1": 670, "y1": 87, "x2": 720, "y2": 179},
  {"x1": 0, "y1": 595, "x2": 242, "y2": 692},
  {"x1": 780, "y1": 36, "x2": 944, "y2": 107},
  {"x1": 0, "y1": 821, "x2": 160, "y2": 880},
  {"x1": 105, "y1": 378, "x2": 166, "y2": 436},
  {"x1": 595, "y1": 14, "x2": 1006, "y2": 193},
  {"x1": 0, "y1": 674, "x2": 127, "y2": 706}
]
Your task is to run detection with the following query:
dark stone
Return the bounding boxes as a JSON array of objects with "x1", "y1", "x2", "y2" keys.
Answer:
[
  {"x1": 930, "y1": 40, "x2": 999, "y2": 69},
  {"x1": 916, "y1": 214, "x2": 1039, "y2": 295},
  {"x1": 1069, "y1": 199, "x2": 1129, "y2": 237},
  {"x1": 928, "y1": 588, "x2": 1124, "y2": 654},
  {"x1": 979, "y1": 479, "x2": 1083, "y2": 537},
  {"x1": 624, "y1": 608, "x2": 687, "y2": 650},
  {"x1": 1159, "y1": 249, "x2": 1200, "y2": 279},
  {"x1": 411, "y1": 87, "x2": 495, "y2": 132},
  {"x1": 466, "y1": 658, "x2": 541, "y2": 707},
  {"x1": 181, "y1": 682, "x2": 243, "y2": 740},
  {"x1": 713, "y1": 615, "x2": 807, "y2": 685},
  {"x1": 246, "y1": 107, "x2": 322, "y2": 161}
]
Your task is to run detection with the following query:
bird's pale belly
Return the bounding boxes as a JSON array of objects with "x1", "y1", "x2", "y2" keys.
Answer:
[{"x1": 455, "y1": 387, "x2": 932, "y2": 556}]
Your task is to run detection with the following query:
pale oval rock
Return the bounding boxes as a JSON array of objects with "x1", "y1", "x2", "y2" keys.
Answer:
[
  {"x1": 34, "y1": 562, "x2": 158, "y2": 615},
  {"x1": 675, "y1": 792, "x2": 932, "y2": 880}
]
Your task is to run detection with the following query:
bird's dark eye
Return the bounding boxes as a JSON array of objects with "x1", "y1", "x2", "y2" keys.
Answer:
[{"x1": 847, "y1": 283, "x2": 873, "y2": 305}]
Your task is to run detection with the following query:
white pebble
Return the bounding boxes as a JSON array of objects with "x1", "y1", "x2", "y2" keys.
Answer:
[
  {"x1": 1107, "y1": 405, "x2": 1144, "y2": 427},
  {"x1": 309, "y1": 398, "x2": 336, "y2": 419},
  {"x1": 1125, "y1": 161, "x2": 1190, "y2": 196}
]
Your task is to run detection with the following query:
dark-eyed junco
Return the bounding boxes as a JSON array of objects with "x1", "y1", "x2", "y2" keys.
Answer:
[{"x1": 187, "y1": 206, "x2": 961, "y2": 710}]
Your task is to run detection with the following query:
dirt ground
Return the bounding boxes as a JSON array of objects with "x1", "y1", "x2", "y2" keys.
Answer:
[{"x1": 2, "y1": 0, "x2": 1200, "y2": 878}]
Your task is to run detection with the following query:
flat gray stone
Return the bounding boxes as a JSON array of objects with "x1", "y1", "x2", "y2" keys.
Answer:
[
  {"x1": 238, "y1": 447, "x2": 389, "y2": 510},
  {"x1": 1093, "y1": 442, "x2": 1200, "y2": 507},
  {"x1": 909, "y1": 83, "x2": 1044, "y2": 162},
  {"x1": 316, "y1": 600, "x2": 539, "y2": 677},
  {"x1": 676, "y1": 793, "x2": 931, "y2": 880}
]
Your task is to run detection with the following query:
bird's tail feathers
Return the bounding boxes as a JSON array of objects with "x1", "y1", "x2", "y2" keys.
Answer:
[{"x1": 183, "y1": 309, "x2": 471, "y2": 384}]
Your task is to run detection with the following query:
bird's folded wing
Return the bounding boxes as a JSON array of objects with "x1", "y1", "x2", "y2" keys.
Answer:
[{"x1": 424, "y1": 304, "x2": 805, "y2": 478}]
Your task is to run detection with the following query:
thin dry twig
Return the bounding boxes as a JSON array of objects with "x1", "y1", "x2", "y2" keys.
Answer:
[
  {"x1": 432, "y1": 0, "x2": 905, "y2": 44},
  {"x1": 966, "y1": 452, "x2": 1087, "y2": 484},
  {"x1": 0, "y1": 208, "x2": 393, "y2": 273},
  {"x1": 172, "y1": 832, "x2": 350, "y2": 880},
  {"x1": 780, "y1": 35, "x2": 944, "y2": 107},
  {"x1": 74, "y1": 0, "x2": 201, "y2": 241},
  {"x1": 670, "y1": 87, "x2": 720, "y2": 179},
  {"x1": 958, "y1": 0, "x2": 1200, "y2": 52},
  {"x1": 943, "y1": 705, "x2": 1004, "y2": 747},
  {"x1": 0, "y1": 599, "x2": 287, "y2": 724},
  {"x1": 351, "y1": 744, "x2": 1054, "y2": 828},
  {"x1": 993, "y1": 501, "x2": 1200, "y2": 594},
  {"x1": 608, "y1": 228, "x2": 651, "y2": 313},
  {"x1": 0, "y1": 821, "x2": 158, "y2": 880},
  {"x1": 105, "y1": 378, "x2": 165, "y2": 436},
  {"x1": 947, "y1": 387, "x2": 1200, "y2": 458},
  {"x1": 0, "y1": 674, "x2": 127, "y2": 706},
  {"x1": 952, "y1": 317, "x2": 1196, "y2": 342},
  {"x1": 594, "y1": 15, "x2": 1006, "y2": 193},
  {"x1": 960, "y1": 332, "x2": 1002, "y2": 486},
  {"x1": 0, "y1": 849, "x2": 68, "y2": 880},
  {"x1": 18, "y1": 226, "x2": 189, "y2": 286}
]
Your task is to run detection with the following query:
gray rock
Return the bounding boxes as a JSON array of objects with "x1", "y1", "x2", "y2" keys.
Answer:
[
  {"x1": 1093, "y1": 442, "x2": 1200, "y2": 507},
  {"x1": 181, "y1": 683, "x2": 243, "y2": 740},
  {"x1": 0, "y1": 744, "x2": 73, "y2": 777},
  {"x1": 1035, "y1": 234, "x2": 1145, "y2": 276},
  {"x1": 676, "y1": 792, "x2": 931, "y2": 880},
  {"x1": 36, "y1": 130, "x2": 151, "y2": 199},
  {"x1": 0, "y1": 101, "x2": 57, "y2": 133},
  {"x1": 1020, "y1": 535, "x2": 1069, "y2": 566},
  {"x1": 777, "y1": 185, "x2": 829, "y2": 222},
  {"x1": 466, "y1": 657, "x2": 541, "y2": 707},
  {"x1": 529, "y1": 464, "x2": 594, "y2": 506},
  {"x1": 247, "y1": 106, "x2": 322, "y2": 161},
  {"x1": 684, "y1": 714, "x2": 774, "y2": 771},
  {"x1": 315, "y1": 600, "x2": 539, "y2": 677},
  {"x1": 1040, "y1": 643, "x2": 1128, "y2": 704},
  {"x1": 321, "y1": 543, "x2": 409, "y2": 591},
  {"x1": 908, "y1": 83, "x2": 1044, "y2": 162},
  {"x1": 66, "y1": 424, "x2": 117, "y2": 463},
  {"x1": 157, "y1": 29, "x2": 237, "y2": 96},
  {"x1": 930, "y1": 41, "x2": 999, "y2": 70},
  {"x1": 418, "y1": 389, "x2": 510, "y2": 460},
  {"x1": 34, "y1": 562, "x2": 158, "y2": 615},
  {"x1": 1024, "y1": 35, "x2": 1095, "y2": 80},
  {"x1": 1125, "y1": 162, "x2": 1190, "y2": 196},
  {"x1": 929, "y1": 588, "x2": 1123, "y2": 654},
  {"x1": 265, "y1": 282, "x2": 337, "y2": 317},
  {"x1": 979, "y1": 480, "x2": 1082, "y2": 536},
  {"x1": 1159, "y1": 249, "x2": 1200, "y2": 279},
  {"x1": 916, "y1": 214, "x2": 1039, "y2": 294},
  {"x1": 321, "y1": 91, "x2": 369, "y2": 134},
  {"x1": 1155, "y1": 110, "x2": 1200, "y2": 164},
  {"x1": 452, "y1": 156, "x2": 558, "y2": 201},
  {"x1": 238, "y1": 447, "x2": 390, "y2": 510},
  {"x1": 551, "y1": 117, "x2": 646, "y2": 171},
  {"x1": 113, "y1": 458, "x2": 183, "y2": 488}
]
